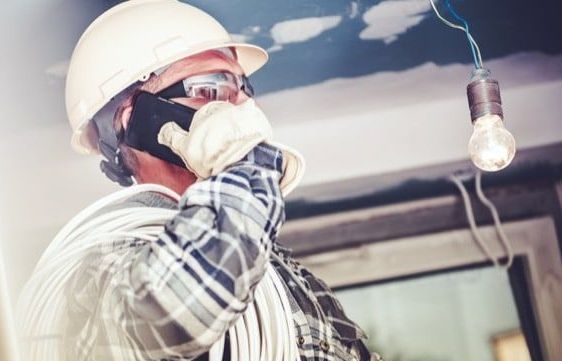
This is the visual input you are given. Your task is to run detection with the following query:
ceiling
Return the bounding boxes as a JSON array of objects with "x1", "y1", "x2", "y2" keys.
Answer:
[{"x1": 182, "y1": 0, "x2": 562, "y2": 94}]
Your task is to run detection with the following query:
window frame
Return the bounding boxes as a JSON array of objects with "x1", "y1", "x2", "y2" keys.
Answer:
[{"x1": 284, "y1": 208, "x2": 562, "y2": 361}]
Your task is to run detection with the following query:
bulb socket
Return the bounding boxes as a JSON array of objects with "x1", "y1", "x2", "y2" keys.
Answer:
[{"x1": 466, "y1": 68, "x2": 503, "y2": 123}]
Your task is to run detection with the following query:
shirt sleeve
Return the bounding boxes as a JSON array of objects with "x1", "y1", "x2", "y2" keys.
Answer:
[{"x1": 114, "y1": 143, "x2": 285, "y2": 360}]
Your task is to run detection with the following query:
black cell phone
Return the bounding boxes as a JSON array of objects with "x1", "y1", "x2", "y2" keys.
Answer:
[{"x1": 124, "y1": 91, "x2": 196, "y2": 168}]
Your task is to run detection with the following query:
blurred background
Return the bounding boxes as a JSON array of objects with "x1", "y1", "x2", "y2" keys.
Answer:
[{"x1": 1, "y1": 0, "x2": 561, "y2": 360}]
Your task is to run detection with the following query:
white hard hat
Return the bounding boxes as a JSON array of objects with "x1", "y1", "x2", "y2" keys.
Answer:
[{"x1": 65, "y1": 0, "x2": 268, "y2": 154}]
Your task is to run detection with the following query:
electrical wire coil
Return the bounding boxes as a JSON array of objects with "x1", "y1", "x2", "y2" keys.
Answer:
[{"x1": 18, "y1": 184, "x2": 299, "y2": 361}]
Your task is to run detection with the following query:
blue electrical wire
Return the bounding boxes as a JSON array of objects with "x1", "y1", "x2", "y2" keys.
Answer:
[{"x1": 444, "y1": 0, "x2": 481, "y2": 68}]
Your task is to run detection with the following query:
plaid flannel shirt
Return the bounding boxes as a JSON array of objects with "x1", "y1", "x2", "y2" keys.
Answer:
[{"x1": 63, "y1": 144, "x2": 378, "y2": 361}]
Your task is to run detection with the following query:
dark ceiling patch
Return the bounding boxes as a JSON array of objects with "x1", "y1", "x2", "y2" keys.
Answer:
[{"x1": 86, "y1": 0, "x2": 562, "y2": 95}]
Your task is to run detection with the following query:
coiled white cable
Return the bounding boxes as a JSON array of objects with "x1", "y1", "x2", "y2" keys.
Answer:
[
  {"x1": 18, "y1": 184, "x2": 298, "y2": 361},
  {"x1": 18, "y1": 184, "x2": 180, "y2": 361},
  {"x1": 224, "y1": 264, "x2": 299, "y2": 361},
  {"x1": 267, "y1": 265, "x2": 298, "y2": 361}
]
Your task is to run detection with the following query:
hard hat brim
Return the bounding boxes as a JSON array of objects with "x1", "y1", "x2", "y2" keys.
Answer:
[{"x1": 71, "y1": 41, "x2": 269, "y2": 155}]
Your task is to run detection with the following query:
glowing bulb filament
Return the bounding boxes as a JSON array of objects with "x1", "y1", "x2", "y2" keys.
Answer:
[{"x1": 468, "y1": 114, "x2": 516, "y2": 172}]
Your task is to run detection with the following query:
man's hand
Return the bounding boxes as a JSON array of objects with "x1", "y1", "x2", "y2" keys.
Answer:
[{"x1": 157, "y1": 99, "x2": 273, "y2": 180}]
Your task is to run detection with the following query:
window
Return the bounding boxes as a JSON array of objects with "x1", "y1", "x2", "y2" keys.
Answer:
[
  {"x1": 335, "y1": 266, "x2": 530, "y2": 361},
  {"x1": 295, "y1": 216, "x2": 562, "y2": 361}
]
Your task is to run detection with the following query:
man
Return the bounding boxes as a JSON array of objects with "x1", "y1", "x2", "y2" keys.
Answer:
[{"x1": 23, "y1": 1, "x2": 382, "y2": 360}]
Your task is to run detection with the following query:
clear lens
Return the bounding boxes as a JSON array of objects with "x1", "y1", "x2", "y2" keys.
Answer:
[{"x1": 182, "y1": 72, "x2": 249, "y2": 102}]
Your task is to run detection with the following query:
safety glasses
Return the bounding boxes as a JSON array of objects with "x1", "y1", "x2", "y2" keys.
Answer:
[{"x1": 157, "y1": 71, "x2": 254, "y2": 103}]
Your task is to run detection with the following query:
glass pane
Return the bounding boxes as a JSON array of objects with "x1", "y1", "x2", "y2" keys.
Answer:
[{"x1": 335, "y1": 267, "x2": 531, "y2": 361}]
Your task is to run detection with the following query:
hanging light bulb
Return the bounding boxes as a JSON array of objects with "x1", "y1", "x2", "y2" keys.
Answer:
[
  {"x1": 466, "y1": 68, "x2": 516, "y2": 172},
  {"x1": 427, "y1": 0, "x2": 517, "y2": 171}
]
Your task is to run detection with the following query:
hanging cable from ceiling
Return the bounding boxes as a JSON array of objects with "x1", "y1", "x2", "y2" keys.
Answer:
[
  {"x1": 449, "y1": 171, "x2": 514, "y2": 269},
  {"x1": 428, "y1": 0, "x2": 483, "y2": 68},
  {"x1": 445, "y1": 0, "x2": 482, "y2": 68}
]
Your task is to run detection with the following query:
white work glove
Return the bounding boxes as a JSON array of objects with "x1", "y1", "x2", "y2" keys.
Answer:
[
  {"x1": 270, "y1": 140, "x2": 305, "y2": 197},
  {"x1": 158, "y1": 98, "x2": 305, "y2": 197},
  {"x1": 157, "y1": 98, "x2": 272, "y2": 179}
]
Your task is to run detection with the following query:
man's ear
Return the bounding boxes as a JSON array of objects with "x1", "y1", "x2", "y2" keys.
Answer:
[{"x1": 120, "y1": 105, "x2": 133, "y2": 130}]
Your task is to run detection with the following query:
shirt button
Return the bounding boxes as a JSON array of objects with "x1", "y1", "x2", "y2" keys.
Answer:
[
  {"x1": 297, "y1": 336, "x2": 305, "y2": 346},
  {"x1": 319, "y1": 340, "x2": 330, "y2": 352}
]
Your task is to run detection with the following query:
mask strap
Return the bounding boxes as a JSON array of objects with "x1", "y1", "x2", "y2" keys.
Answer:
[{"x1": 92, "y1": 82, "x2": 140, "y2": 187}]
